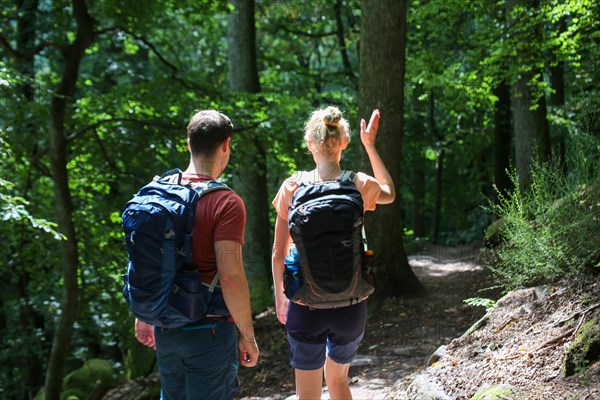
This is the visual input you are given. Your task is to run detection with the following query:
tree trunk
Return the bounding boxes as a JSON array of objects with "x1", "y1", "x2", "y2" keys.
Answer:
[
  {"x1": 227, "y1": 0, "x2": 272, "y2": 312},
  {"x1": 16, "y1": 0, "x2": 37, "y2": 99},
  {"x1": 44, "y1": 1, "x2": 94, "y2": 399},
  {"x1": 409, "y1": 84, "x2": 426, "y2": 238},
  {"x1": 428, "y1": 92, "x2": 443, "y2": 244},
  {"x1": 549, "y1": 17, "x2": 567, "y2": 173},
  {"x1": 548, "y1": 18, "x2": 566, "y2": 108},
  {"x1": 493, "y1": 81, "x2": 512, "y2": 203},
  {"x1": 333, "y1": 0, "x2": 355, "y2": 81},
  {"x1": 432, "y1": 149, "x2": 444, "y2": 244},
  {"x1": 411, "y1": 166, "x2": 426, "y2": 238},
  {"x1": 14, "y1": 0, "x2": 47, "y2": 396},
  {"x1": 505, "y1": 0, "x2": 551, "y2": 192},
  {"x1": 358, "y1": 0, "x2": 425, "y2": 297}
]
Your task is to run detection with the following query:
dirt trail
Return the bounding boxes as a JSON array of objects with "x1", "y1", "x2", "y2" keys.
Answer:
[{"x1": 238, "y1": 244, "x2": 493, "y2": 399}]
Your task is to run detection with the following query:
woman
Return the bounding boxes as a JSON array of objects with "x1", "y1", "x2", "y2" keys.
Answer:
[{"x1": 271, "y1": 106, "x2": 395, "y2": 399}]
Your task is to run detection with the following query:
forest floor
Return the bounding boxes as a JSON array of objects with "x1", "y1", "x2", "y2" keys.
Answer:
[{"x1": 236, "y1": 244, "x2": 600, "y2": 400}]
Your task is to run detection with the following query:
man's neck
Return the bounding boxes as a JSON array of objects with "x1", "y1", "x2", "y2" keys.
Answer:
[{"x1": 184, "y1": 157, "x2": 222, "y2": 180}]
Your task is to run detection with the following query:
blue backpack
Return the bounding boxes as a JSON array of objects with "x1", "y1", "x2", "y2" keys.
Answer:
[{"x1": 122, "y1": 169, "x2": 230, "y2": 328}]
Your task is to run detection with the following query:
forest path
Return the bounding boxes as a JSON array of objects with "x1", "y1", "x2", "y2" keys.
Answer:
[{"x1": 238, "y1": 244, "x2": 494, "y2": 399}]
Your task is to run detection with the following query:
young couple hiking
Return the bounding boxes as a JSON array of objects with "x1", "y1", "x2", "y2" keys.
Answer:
[{"x1": 124, "y1": 106, "x2": 395, "y2": 400}]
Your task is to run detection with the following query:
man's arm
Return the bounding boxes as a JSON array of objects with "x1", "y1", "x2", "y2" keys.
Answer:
[
  {"x1": 215, "y1": 240, "x2": 259, "y2": 367},
  {"x1": 134, "y1": 318, "x2": 155, "y2": 349}
]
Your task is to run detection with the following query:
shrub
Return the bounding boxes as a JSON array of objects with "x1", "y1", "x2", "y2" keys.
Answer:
[{"x1": 487, "y1": 132, "x2": 599, "y2": 290}]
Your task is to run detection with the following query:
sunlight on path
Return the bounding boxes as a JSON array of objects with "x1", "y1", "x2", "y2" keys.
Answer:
[{"x1": 239, "y1": 245, "x2": 487, "y2": 400}]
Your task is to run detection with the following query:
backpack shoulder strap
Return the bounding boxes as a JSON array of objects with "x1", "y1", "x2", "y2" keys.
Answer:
[
  {"x1": 339, "y1": 170, "x2": 357, "y2": 182},
  {"x1": 190, "y1": 181, "x2": 232, "y2": 198},
  {"x1": 157, "y1": 168, "x2": 184, "y2": 184}
]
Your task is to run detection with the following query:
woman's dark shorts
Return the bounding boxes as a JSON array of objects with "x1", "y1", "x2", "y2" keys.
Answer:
[{"x1": 285, "y1": 301, "x2": 368, "y2": 370}]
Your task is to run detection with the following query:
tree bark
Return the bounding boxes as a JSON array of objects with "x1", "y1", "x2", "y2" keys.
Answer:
[
  {"x1": 411, "y1": 167, "x2": 426, "y2": 238},
  {"x1": 227, "y1": 0, "x2": 272, "y2": 312},
  {"x1": 493, "y1": 81, "x2": 513, "y2": 203},
  {"x1": 333, "y1": 0, "x2": 355, "y2": 81},
  {"x1": 432, "y1": 150, "x2": 444, "y2": 244},
  {"x1": 505, "y1": 0, "x2": 551, "y2": 192},
  {"x1": 44, "y1": 1, "x2": 94, "y2": 399},
  {"x1": 548, "y1": 18, "x2": 566, "y2": 108},
  {"x1": 409, "y1": 84, "x2": 426, "y2": 238},
  {"x1": 358, "y1": 0, "x2": 425, "y2": 296},
  {"x1": 549, "y1": 17, "x2": 567, "y2": 173},
  {"x1": 428, "y1": 92, "x2": 443, "y2": 244},
  {"x1": 15, "y1": 0, "x2": 37, "y2": 99},
  {"x1": 13, "y1": 0, "x2": 47, "y2": 396}
]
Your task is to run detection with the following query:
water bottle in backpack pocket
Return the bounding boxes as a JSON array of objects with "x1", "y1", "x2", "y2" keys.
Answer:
[
  {"x1": 168, "y1": 267, "x2": 219, "y2": 321},
  {"x1": 283, "y1": 243, "x2": 303, "y2": 299}
]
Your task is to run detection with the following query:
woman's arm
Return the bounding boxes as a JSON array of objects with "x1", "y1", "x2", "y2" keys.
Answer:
[
  {"x1": 272, "y1": 216, "x2": 292, "y2": 325},
  {"x1": 361, "y1": 109, "x2": 396, "y2": 204}
]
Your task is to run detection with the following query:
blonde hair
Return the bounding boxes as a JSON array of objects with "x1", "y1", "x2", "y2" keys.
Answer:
[{"x1": 303, "y1": 106, "x2": 351, "y2": 155}]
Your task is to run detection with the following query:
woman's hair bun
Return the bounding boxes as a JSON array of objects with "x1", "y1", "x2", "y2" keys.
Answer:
[{"x1": 323, "y1": 106, "x2": 343, "y2": 128}]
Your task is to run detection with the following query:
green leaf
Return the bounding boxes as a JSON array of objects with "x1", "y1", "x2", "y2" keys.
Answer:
[{"x1": 425, "y1": 148, "x2": 438, "y2": 161}]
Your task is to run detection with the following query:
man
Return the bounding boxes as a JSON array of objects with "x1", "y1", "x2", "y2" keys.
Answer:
[{"x1": 135, "y1": 109, "x2": 259, "y2": 399}]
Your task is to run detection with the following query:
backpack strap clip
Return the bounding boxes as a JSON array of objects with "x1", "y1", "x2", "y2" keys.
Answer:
[{"x1": 207, "y1": 273, "x2": 220, "y2": 293}]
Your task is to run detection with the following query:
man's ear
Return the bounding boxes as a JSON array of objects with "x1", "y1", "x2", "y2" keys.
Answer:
[
  {"x1": 222, "y1": 137, "x2": 232, "y2": 152},
  {"x1": 187, "y1": 138, "x2": 192, "y2": 154}
]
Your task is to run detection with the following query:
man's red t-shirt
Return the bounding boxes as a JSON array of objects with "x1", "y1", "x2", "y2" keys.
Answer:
[{"x1": 182, "y1": 173, "x2": 246, "y2": 284}]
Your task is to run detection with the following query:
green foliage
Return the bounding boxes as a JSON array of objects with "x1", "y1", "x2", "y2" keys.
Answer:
[
  {"x1": 488, "y1": 132, "x2": 600, "y2": 290},
  {"x1": 61, "y1": 359, "x2": 116, "y2": 400},
  {"x1": 464, "y1": 297, "x2": 497, "y2": 312},
  {"x1": 1, "y1": 0, "x2": 599, "y2": 397},
  {"x1": 0, "y1": 178, "x2": 64, "y2": 241},
  {"x1": 469, "y1": 384, "x2": 518, "y2": 400},
  {"x1": 124, "y1": 344, "x2": 157, "y2": 381},
  {"x1": 33, "y1": 359, "x2": 118, "y2": 400},
  {"x1": 404, "y1": 0, "x2": 497, "y2": 244}
]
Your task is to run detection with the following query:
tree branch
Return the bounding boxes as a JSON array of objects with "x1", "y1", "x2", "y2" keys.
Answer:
[
  {"x1": 92, "y1": 128, "x2": 121, "y2": 173},
  {"x1": 94, "y1": 26, "x2": 121, "y2": 36},
  {"x1": 66, "y1": 117, "x2": 178, "y2": 142},
  {"x1": 94, "y1": 27, "x2": 221, "y2": 95},
  {"x1": 31, "y1": 142, "x2": 52, "y2": 178},
  {"x1": 117, "y1": 28, "x2": 196, "y2": 90},
  {"x1": 275, "y1": 24, "x2": 339, "y2": 38},
  {"x1": 0, "y1": 34, "x2": 65, "y2": 59}
]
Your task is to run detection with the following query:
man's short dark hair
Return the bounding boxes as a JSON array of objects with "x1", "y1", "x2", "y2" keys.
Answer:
[{"x1": 187, "y1": 110, "x2": 234, "y2": 157}]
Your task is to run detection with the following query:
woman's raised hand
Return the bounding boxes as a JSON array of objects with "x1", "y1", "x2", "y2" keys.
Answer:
[{"x1": 360, "y1": 109, "x2": 380, "y2": 148}]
